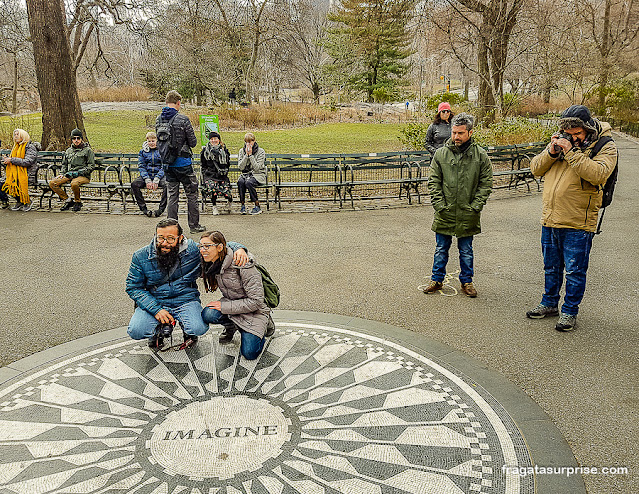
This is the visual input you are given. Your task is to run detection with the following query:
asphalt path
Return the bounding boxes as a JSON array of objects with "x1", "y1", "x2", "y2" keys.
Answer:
[{"x1": 0, "y1": 134, "x2": 637, "y2": 493}]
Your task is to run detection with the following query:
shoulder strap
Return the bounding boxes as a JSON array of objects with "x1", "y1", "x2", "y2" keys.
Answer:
[{"x1": 589, "y1": 136, "x2": 613, "y2": 159}]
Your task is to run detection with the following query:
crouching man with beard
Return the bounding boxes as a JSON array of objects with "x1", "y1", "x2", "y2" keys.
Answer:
[{"x1": 126, "y1": 218, "x2": 248, "y2": 350}]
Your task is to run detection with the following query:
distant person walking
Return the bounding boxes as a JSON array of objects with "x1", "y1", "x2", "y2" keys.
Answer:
[
  {"x1": 200, "y1": 131, "x2": 232, "y2": 215},
  {"x1": 237, "y1": 132, "x2": 267, "y2": 215},
  {"x1": 1, "y1": 128, "x2": 38, "y2": 211},
  {"x1": 156, "y1": 90, "x2": 205, "y2": 233},
  {"x1": 423, "y1": 113, "x2": 493, "y2": 297},
  {"x1": 425, "y1": 102, "x2": 454, "y2": 154},
  {"x1": 49, "y1": 128, "x2": 95, "y2": 212},
  {"x1": 132, "y1": 132, "x2": 167, "y2": 217},
  {"x1": 527, "y1": 105, "x2": 617, "y2": 331}
]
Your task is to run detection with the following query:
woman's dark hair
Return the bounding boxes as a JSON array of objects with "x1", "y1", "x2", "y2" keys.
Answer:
[
  {"x1": 200, "y1": 231, "x2": 227, "y2": 292},
  {"x1": 434, "y1": 110, "x2": 455, "y2": 124}
]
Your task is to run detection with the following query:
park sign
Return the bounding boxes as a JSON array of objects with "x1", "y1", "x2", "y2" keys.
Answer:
[{"x1": 199, "y1": 115, "x2": 219, "y2": 146}]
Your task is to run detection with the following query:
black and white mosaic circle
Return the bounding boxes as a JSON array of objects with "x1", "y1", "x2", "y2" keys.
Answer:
[{"x1": 0, "y1": 322, "x2": 534, "y2": 493}]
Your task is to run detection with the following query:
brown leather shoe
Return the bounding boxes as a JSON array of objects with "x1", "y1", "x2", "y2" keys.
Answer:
[
  {"x1": 461, "y1": 282, "x2": 477, "y2": 298},
  {"x1": 423, "y1": 281, "x2": 443, "y2": 294}
]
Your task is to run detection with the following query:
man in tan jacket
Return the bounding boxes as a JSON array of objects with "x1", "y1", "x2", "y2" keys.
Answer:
[{"x1": 527, "y1": 105, "x2": 617, "y2": 331}]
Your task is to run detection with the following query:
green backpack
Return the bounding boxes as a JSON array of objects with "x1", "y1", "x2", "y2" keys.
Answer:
[{"x1": 255, "y1": 263, "x2": 280, "y2": 308}]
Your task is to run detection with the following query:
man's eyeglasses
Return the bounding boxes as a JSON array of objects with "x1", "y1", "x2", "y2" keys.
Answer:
[
  {"x1": 440, "y1": 110, "x2": 450, "y2": 113},
  {"x1": 157, "y1": 235, "x2": 179, "y2": 244},
  {"x1": 71, "y1": 137, "x2": 82, "y2": 141},
  {"x1": 199, "y1": 243, "x2": 218, "y2": 251}
]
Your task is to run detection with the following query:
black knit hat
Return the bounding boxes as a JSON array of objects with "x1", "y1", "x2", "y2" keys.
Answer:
[
  {"x1": 70, "y1": 128, "x2": 83, "y2": 139},
  {"x1": 208, "y1": 131, "x2": 221, "y2": 140},
  {"x1": 559, "y1": 105, "x2": 597, "y2": 134}
]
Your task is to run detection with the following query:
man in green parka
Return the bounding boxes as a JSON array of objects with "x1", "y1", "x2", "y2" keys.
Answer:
[
  {"x1": 49, "y1": 128, "x2": 95, "y2": 212},
  {"x1": 423, "y1": 113, "x2": 493, "y2": 297}
]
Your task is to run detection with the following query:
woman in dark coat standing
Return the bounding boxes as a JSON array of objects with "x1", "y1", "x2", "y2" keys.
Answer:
[{"x1": 425, "y1": 102, "x2": 454, "y2": 154}]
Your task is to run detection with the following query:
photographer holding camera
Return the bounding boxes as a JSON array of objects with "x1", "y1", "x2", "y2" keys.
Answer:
[
  {"x1": 126, "y1": 219, "x2": 249, "y2": 350},
  {"x1": 49, "y1": 128, "x2": 95, "y2": 212},
  {"x1": 528, "y1": 105, "x2": 617, "y2": 331}
]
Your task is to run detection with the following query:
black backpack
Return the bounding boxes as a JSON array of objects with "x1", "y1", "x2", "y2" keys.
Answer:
[
  {"x1": 156, "y1": 114, "x2": 179, "y2": 166},
  {"x1": 588, "y1": 136, "x2": 618, "y2": 234}
]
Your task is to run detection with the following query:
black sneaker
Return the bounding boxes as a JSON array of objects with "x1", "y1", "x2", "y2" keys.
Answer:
[
  {"x1": 60, "y1": 200, "x2": 74, "y2": 211},
  {"x1": 219, "y1": 325, "x2": 236, "y2": 343},
  {"x1": 180, "y1": 332, "x2": 199, "y2": 349},
  {"x1": 142, "y1": 209, "x2": 153, "y2": 217},
  {"x1": 154, "y1": 209, "x2": 164, "y2": 217},
  {"x1": 72, "y1": 202, "x2": 83, "y2": 212},
  {"x1": 190, "y1": 225, "x2": 206, "y2": 234}
]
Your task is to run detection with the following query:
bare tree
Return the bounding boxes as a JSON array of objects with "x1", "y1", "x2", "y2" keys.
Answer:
[
  {"x1": 578, "y1": 0, "x2": 639, "y2": 109},
  {"x1": 280, "y1": 0, "x2": 331, "y2": 103},
  {"x1": 0, "y1": 0, "x2": 32, "y2": 113},
  {"x1": 424, "y1": 0, "x2": 524, "y2": 119},
  {"x1": 25, "y1": 0, "x2": 85, "y2": 149}
]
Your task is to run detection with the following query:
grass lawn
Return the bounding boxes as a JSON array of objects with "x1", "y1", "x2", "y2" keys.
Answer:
[{"x1": 1, "y1": 111, "x2": 407, "y2": 154}]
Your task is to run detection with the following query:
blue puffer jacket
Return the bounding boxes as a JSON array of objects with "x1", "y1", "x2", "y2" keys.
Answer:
[
  {"x1": 126, "y1": 238, "x2": 245, "y2": 316},
  {"x1": 126, "y1": 238, "x2": 201, "y2": 315},
  {"x1": 138, "y1": 142, "x2": 164, "y2": 181}
]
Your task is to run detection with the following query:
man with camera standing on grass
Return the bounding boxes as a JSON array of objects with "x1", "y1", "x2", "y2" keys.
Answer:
[
  {"x1": 423, "y1": 113, "x2": 493, "y2": 298},
  {"x1": 156, "y1": 90, "x2": 205, "y2": 234},
  {"x1": 527, "y1": 105, "x2": 617, "y2": 331}
]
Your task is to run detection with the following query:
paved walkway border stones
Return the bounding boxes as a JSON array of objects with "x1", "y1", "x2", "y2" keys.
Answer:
[{"x1": 0, "y1": 310, "x2": 585, "y2": 493}]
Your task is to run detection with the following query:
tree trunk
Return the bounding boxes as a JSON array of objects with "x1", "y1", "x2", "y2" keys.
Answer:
[
  {"x1": 597, "y1": 0, "x2": 612, "y2": 111},
  {"x1": 12, "y1": 56, "x2": 18, "y2": 114},
  {"x1": 25, "y1": 0, "x2": 85, "y2": 150},
  {"x1": 477, "y1": 38, "x2": 495, "y2": 121}
]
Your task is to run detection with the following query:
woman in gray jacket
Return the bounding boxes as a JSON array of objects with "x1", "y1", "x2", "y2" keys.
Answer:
[
  {"x1": 237, "y1": 132, "x2": 267, "y2": 215},
  {"x1": 200, "y1": 231, "x2": 269, "y2": 359}
]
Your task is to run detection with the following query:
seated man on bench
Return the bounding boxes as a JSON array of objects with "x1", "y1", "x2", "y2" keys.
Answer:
[{"x1": 49, "y1": 128, "x2": 95, "y2": 212}]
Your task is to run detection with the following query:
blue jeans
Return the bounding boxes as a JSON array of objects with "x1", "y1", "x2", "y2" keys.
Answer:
[
  {"x1": 202, "y1": 308, "x2": 265, "y2": 360},
  {"x1": 432, "y1": 233, "x2": 474, "y2": 283},
  {"x1": 237, "y1": 175, "x2": 260, "y2": 203},
  {"x1": 127, "y1": 300, "x2": 209, "y2": 340},
  {"x1": 540, "y1": 226, "x2": 594, "y2": 316}
]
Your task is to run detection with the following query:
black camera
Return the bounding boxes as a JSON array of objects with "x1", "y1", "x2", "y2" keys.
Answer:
[
  {"x1": 552, "y1": 132, "x2": 574, "y2": 153},
  {"x1": 159, "y1": 323, "x2": 174, "y2": 338}
]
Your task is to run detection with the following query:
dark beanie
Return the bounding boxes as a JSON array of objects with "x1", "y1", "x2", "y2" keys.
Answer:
[
  {"x1": 70, "y1": 128, "x2": 83, "y2": 138},
  {"x1": 208, "y1": 131, "x2": 221, "y2": 140},
  {"x1": 559, "y1": 105, "x2": 597, "y2": 133}
]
